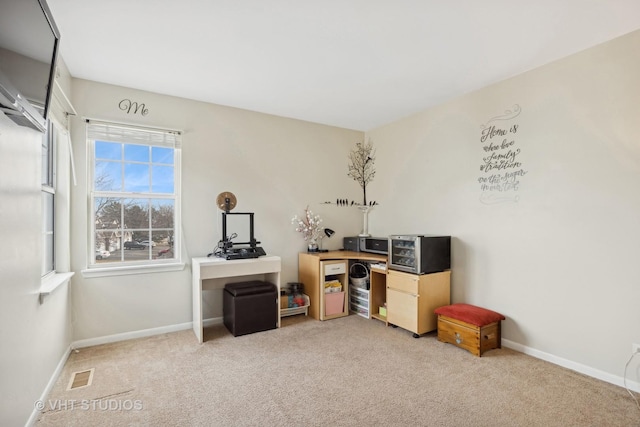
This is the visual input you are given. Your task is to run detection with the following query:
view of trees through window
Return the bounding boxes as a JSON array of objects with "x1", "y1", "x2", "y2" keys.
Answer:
[{"x1": 92, "y1": 137, "x2": 177, "y2": 264}]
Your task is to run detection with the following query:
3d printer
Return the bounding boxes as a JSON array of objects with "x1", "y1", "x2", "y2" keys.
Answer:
[{"x1": 209, "y1": 192, "x2": 266, "y2": 260}]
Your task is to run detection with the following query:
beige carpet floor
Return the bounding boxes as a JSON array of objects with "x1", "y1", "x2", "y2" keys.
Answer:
[{"x1": 36, "y1": 315, "x2": 640, "y2": 426}]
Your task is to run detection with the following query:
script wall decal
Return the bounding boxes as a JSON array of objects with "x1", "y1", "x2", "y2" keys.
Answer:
[
  {"x1": 119, "y1": 99, "x2": 149, "y2": 116},
  {"x1": 477, "y1": 104, "x2": 527, "y2": 204}
]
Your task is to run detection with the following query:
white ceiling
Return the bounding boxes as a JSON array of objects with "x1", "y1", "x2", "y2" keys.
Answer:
[{"x1": 47, "y1": 0, "x2": 640, "y2": 131}]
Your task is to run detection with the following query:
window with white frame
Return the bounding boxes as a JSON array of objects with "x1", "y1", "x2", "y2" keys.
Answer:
[
  {"x1": 87, "y1": 121, "x2": 181, "y2": 266},
  {"x1": 42, "y1": 120, "x2": 55, "y2": 277}
]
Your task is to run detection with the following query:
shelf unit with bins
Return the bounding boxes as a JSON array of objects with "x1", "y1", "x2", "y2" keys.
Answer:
[
  {"x1": 280, "y1": 294, "x2": 310, "y2": 317},
  {"x1": 349, "y1": 285, "x2": 370, "y2": 318}
]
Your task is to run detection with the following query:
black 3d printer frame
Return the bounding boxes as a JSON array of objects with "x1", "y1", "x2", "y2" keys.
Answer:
[{"x1": 221, "y1": 212, "x2": 259, "y2": 253}]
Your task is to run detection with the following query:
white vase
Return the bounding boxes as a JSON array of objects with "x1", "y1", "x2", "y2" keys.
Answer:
[{"x1": 358, "y1": 206, "x2": 371, "y2": 237}]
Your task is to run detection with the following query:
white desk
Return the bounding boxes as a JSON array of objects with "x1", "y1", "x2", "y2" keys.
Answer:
[{"x1": 192, "y1": 256, "x2": 281, "y2": 343}]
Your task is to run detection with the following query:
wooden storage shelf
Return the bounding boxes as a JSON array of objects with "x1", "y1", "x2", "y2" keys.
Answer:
[
  {"x1": 298, "y1": 251, "x2": 387, "y2": 321},
  {"x1": 369, "y1": 265, "x2": 388, "y2": 325},
  {"x1": 371, "y1": 312, "x2": 387, "y2": 322}
]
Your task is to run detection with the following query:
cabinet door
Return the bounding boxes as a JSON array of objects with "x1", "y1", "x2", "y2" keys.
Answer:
[{"x1": 386, "y1": 288, "x2": 418, "y2": 333}]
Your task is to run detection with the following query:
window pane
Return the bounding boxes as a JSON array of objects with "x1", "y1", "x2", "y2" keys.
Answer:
[
  {"x1": 42, "y1": 192, "x2": 54, "y2": 275},
  {"x1": 125, "y1": 144, "x2": 149, "y2": 162},
  {"x1": 151, "y1": 200, "x2": 175, "y2": 260},
  {"x1": 95, "y1": 141, "x2": 121, "y2": 160},
  {"x1": 95, "y1": 161, "x2": 122, "y2": 191},
  {"x1": 42, "y1": 192, "x2": 54, "y2": 232},
  {"x1": 123, "y1": 231, "x2": 151, "y2": 262},
  {"x1": 151, "y1": 200, "x2": 174, "y2": 228},
  {"x1": 95, "y1": 198, "x2": 122, "y2": 227},
  {"x1": 42, "y1": 233, "x2": 54, "y2": 275},
  {"x1": 95, "y1": 229, "x2": 113, "y2": 254},
  {"x1": 41, "y1": 130, "x2": 52, "y2": 186},
  {"x1": 123, "y1": 199, "x2": 149, "y2": 231},
  {"x1": 124, "y1": 163, "x2": 150, "y2": 192},
  {"x1": 154, "y1": 231, "x2": 175, "y2": 260},
  {"x1": 152, "y1": 146, "x2": 173, "y2": 164},
  {"x1": 94, "y1": 198, "x2": 121, "y2": 263},
  {"x1": 151, "y1": 165, "x2": 174, "y2": 193}
]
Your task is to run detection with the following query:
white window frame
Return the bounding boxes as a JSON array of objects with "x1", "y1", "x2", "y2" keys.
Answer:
[
  {"x1": 41, "y1": 120, "x2": 56, "y2": 278},
  {"x1": 39, "y1": 117, "x2": 76, "y2": 303},
  {"x1": 82, "y1": 120, "x2": 184, "y2": 278}
]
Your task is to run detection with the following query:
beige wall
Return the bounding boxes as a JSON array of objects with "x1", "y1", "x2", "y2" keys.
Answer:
[
  {"x1": 0, "y1": 63, "x2": 74, "y2": 424},
  {"x1": 68, "y1": 79, "x2": 364, "y2": 341},
  {"x1": 366, "y1": 30, "x2": 640, "y2": 383}
]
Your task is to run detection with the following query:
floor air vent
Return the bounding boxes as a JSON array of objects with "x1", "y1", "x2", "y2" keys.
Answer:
[{"x1": 67, "y1": 368, "x2": 94, "y2": 390}]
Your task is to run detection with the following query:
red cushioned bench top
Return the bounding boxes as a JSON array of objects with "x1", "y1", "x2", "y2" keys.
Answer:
[{"x1": 434, "y1": 303, "x2": 505, "y2": 327}]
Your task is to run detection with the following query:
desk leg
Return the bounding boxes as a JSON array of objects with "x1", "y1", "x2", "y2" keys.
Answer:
[
  {"x1": 193, "y1": 275, "x2": 203, "y2": 344},
  {"x1": 265, "y1": 271, "x2": 281, "y2": 328}
]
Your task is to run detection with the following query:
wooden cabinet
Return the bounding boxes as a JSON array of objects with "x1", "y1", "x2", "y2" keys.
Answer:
[
  {"x1": 298, "y1": 251, "x2": 387, "y2": 321},
  {"x1": 386, "y1": 269, "x2": 450, "y2": 337}
]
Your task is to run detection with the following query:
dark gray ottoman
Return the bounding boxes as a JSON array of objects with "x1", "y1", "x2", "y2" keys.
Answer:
[{"x1": 223, "y1": 281, "x2": 278, "y2": 337}]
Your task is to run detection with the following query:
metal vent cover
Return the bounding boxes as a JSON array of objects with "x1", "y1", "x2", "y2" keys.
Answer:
[{"x1": 66, "y1": 368, "x2": 94, "y2": 390}]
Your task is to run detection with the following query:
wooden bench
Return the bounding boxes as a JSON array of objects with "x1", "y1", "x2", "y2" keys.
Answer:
[{"x1": 434, "y1": 303, "x2": 505, "y2": 357}]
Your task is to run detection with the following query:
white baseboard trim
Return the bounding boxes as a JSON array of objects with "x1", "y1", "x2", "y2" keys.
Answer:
[
  {"x1": 26, "y1": 345, "x2": 72, "y2": 427},
  {"x1": 71, "y1": 317, "x2": 224, "y2": 349},
  {"x1": 203, "y1": 316, "x2": 223, "y2": 328},
  {"x1": 72, "y1": 322, "x2": 193, "y2": 349},
  {"x1": 502, "y1": 339, "x2": 640, "y2": 393}
]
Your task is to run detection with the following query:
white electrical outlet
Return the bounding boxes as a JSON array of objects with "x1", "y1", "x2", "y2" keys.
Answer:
[{"x1": 633, "y1": 343, "x2": 640, "y2": 354}]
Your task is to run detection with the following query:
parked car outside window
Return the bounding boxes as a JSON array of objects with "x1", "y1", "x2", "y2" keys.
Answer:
[
  {"x1": 124, "y1": 241, "x2": 146, "y2": 250},
  {"x1": 140, "y1": 240, "x2": 156, "y2": 247},
  {"x1": 96, "y1": 249, "x2": 111, "y2": 260}
]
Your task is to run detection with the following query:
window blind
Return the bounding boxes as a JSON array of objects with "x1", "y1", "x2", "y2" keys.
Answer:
[{"x1": 86, "y1": 120, "x2": 182, "y2": 149}]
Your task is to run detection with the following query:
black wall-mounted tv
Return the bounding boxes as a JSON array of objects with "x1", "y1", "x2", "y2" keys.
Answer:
[{"x1": 0, "y1": 0, "x2": 60, "y2": 132}]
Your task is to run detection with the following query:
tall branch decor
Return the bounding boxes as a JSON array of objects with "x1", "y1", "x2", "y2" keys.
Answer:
[
  {"x1": 347, "y1": 139, "x2": 377, "y2": 236},
  {"x1": 348, "y1": 139, "x2": 376, "y2": 206}
]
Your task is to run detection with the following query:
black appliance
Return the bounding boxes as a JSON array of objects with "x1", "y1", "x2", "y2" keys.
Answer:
[
  {"x1": 388, "y1": 235, "x2": 450, "y2": 274},
  {"x1": 343, "y1": 236, "x2": 362, "y2": 252},
  {"x1": 343, "y1": 236, "x2": 388, "y2": 255}
]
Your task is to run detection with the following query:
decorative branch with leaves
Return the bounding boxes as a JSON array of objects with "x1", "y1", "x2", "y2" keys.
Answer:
[{"x1": 347, "y1": 139, "x2": 376, "y2": 206}]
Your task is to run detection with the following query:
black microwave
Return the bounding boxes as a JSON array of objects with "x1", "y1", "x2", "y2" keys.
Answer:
[{"x1": 388, "y1": 235, "x2": 450, "y2": 274}]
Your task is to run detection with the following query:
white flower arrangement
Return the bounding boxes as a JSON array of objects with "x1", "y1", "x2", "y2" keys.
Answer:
[{"x1": 291, "y1": 206, "x2": 323, "y2": 244}]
